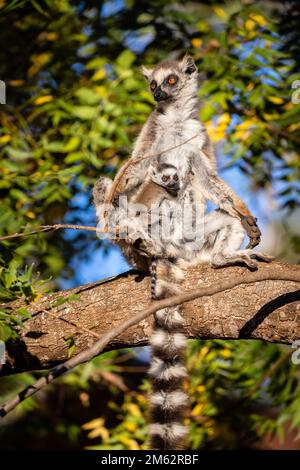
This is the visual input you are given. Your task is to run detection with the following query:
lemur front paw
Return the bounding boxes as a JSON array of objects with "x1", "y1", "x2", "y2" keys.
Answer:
[{"x1": 241, "y1": 216, "x2": 261, "y2": 249}]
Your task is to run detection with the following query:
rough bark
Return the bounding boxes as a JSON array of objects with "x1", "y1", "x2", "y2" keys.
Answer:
[{"x1": 2, "y1": 261, "x2": 300, "y2": 375}]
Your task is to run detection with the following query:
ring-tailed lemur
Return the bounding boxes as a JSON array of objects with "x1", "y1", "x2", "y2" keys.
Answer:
[{"x1": 93, "y1": 54, "x2": 273, "y2": 450}]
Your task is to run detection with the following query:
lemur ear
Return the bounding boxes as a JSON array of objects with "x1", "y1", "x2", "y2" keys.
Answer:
[
  {"x1": 141, "y1": 65, "x2": 153, "y2": 81},
  {"x1": 180, "y1": 54, "x2": 197, "y2": 75}
]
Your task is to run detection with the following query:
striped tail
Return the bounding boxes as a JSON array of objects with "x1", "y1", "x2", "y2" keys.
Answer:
[
  {"x1": 150, "y1": 258, "x2": 157, "y2": 301},
  {"x1": 148, "y1": 258, "x2": 188, "y2": 450}
]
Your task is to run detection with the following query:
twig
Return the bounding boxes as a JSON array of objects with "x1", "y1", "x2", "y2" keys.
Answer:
[
  {"x1": 247, "y1": 349, "x2": 292, "y2": 398},
  {"x1": 0, "y1": 224, "x2": 98, "y2": 242},
  {"x1": 44, "y1": 310, "x2": 101, "y2": 340},
  {"x1": 105, "y1": 134, "x2": 199, "y2": 205},
  {"x1": 0, "y1": 268, "x2": 299, "y2": 418}
]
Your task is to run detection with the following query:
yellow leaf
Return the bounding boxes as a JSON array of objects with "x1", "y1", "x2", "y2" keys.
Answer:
[
  {"x1": 234, "y1": 130, "x2": 248, "y2": 140},
  {"x1": 221, "y1": 348, "x2": 231, "y2": 358},
  {"x1": 246, "y1": 83, "x2": 254, "y2": 91},
  {"x1": 119, "y1": 436, "x2": 140, "y2": 450},
  {"x1": 136, "y1": 393, "x2": 147, "y2": 405},
  {"x1": 26, "y1": 211, "x2": 35, "y2": 219},
  {"x1": 82, "y1": 418, "x2": 105, "y2": 430},
  {"x1": 33, "y1": 293, "x2": 42, "y2": 303},
  {"x1": 126, "y1": 403, "x2": 142, "y2": 418},
  {"x1": 191, "y1": 38, "x2": 202, "y2": 49},
  {"x1": 124, "y1": 421, "x2": 138, "y2": 432},
  {"x1": 9, "y1": 80, "x2": 25, "y2": 87},
  {"x1": 245, "y1": 19, "x2": 256, "y2": 31},
  {"x1": 38, "y1": 32, "x2": 58, "y2": 42},
  {"x1": 197, "y1": 385, "x2": 206, "y2": 393},
  {"x1": 45, "y1": 32, "x2": 58, "y2": 41},
  {"x1": 28, "y1": 53, "x2": 53, "y2": 77},
  {"x1": 52, "y1": 164, "x2": 60, "y2": 171},
  {"x1": 192, "y1": 403, "x2": 204, "y2": 416},
  {"x1": 210, "y1": 129, "x2": 226, "y2": 142},
  {"x1": 288, "y1": 123, "x2": 300, "y2": 132},
  {"x1": 263, "y1": 113, "x2": 280, "y2": 121},
  {"x1": 249, "y1": 13, "x2": 266, "y2": 27},
  {"x1": 0, "y1": 0, "x2": 6, "y2": 9},
  {"x1": 34, "y1": 95, "x2": 53, "y2": 105},
  {"x1": 95, "y1": 86, "x2": 107, "y2": 97},
  {"x1": 267, "y1": 96, "x2": 284, "y2": 105},
  {"x1": 92, "y1": 68, "x2": 106, "y2": 81},
  {"x1": 237, "y1": 119, "x2": 256, "y2": 130},
  {"x1": 199, "y1": 346, "x2": 209, "y2": 359},
  {"x1": 218, "y1": 112, "x2": 230, "y2": 125},
  {"x1": 87, "y1": 427, "x2": 109, "y2": 440},
  {"x1": 213, "y1": 6, "x2": 227, "y2": 19},
  {"x1": 0, "y1": 135, "x2": 11, "y2": 144}
]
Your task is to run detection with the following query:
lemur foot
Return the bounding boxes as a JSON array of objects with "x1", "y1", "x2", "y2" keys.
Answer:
[
  {"x1": 243, "y1": 250, "x2": 274, "y2": 263},
  {"x1": 212, "y1": 251, "x2": 274, "y2": 270},
  {"x1": 211, "y1": 253, "x2": 258, "y2": 269}
]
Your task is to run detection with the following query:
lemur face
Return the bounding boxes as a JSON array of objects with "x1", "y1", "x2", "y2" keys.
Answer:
[
  {"x1": 141, "y1": 54, "x2": 198, "y2": 103},
  {"x1": 150, "y1": 164, "x2": 181, "y2": 192}
]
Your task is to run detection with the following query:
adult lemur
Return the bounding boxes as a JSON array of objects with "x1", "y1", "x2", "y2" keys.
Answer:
[{"x1": 93, "y1": 54, "x2": 272, "y2": 449}]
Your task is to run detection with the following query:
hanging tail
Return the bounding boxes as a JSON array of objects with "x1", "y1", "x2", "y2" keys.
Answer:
[{"x1": 148, "y1": 258, "x2": 188, "y2": 450}]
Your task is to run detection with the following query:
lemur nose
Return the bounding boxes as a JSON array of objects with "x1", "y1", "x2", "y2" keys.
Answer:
[{"x1": 154, "y1": 87, "x2": 168, "y2": 101}]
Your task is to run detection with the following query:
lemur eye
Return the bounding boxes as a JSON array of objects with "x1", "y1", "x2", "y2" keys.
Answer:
[
  {"x1": 150, "y1": 80, "x2": 157, "y2": 91},
  {"x1": 162, "y1": 175, "x2": 169, "y2": 182},
  {"x1": 167, "y1": 75, "x2": 177, "y2": 85},
  {"x1": 173, "y1": 174, "x2": 179, "y2": 181}
]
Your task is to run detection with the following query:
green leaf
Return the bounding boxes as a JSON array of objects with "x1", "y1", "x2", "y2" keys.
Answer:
[
  {"x1": 116, "y1": 50, "x2": 136, "y2": 69},
  {"x1": 72, "y1": 106, "x2": 98, "y2": 120}
]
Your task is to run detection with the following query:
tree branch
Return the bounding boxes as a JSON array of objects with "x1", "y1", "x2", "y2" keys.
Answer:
[
  {"x1": 1, "y1": 262, "x2": 299, "y2": 418},
  {"x1": 0, "y1": 224, "x2": 98, "y2": 241},
  {"x1": 2, "y1": 261, "x2": 300, "y2": 378}
]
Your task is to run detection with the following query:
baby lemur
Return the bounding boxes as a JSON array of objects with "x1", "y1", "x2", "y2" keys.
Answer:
[{"x1": 93, "y1": 54, "x2": 273, "y2": 450}]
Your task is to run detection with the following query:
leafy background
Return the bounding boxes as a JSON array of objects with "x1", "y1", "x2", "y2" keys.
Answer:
[{"x1": 0, "y1": 0, "x2": 299, "y2": 449}]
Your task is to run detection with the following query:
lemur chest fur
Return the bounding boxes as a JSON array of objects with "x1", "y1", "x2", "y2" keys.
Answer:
[{"x1": 152, "y1": 113, "x2": 205, "y2": 178}]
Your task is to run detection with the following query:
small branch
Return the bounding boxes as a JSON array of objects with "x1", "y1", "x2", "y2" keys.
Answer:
[
  {"x1": 44, "y1": 310, "x2": 101, "y2": 340},
  {"x1": 0, "y1": 224, "x2": 98, "y2": 242},
  {"x1": 105, "y1": 134, "x2": 199, "y2": 204},
  {"x1": 265, "y1": 123, "x2": 300, "y2": 145},
  {"x1": 247, "y1": 349, "x2": 292, "y2": 398},
  {"x1": 1, "y1": 268, "x2": 299, "y2": 418}
]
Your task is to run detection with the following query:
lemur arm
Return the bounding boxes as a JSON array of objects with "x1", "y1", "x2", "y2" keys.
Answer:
[{"x1": 193, "y1": 152, "x2": 261, "y2": 248}]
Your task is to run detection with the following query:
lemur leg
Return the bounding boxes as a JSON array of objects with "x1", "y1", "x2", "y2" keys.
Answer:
[{"x1": 196, "y1": 210, "x2": 273, "y2": 269}]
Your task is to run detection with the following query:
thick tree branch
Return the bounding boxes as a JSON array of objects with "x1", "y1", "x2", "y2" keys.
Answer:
[
  {"x1": 2, "y1": 262, "x2": 300, "y2": 377},
  {"x1": 1, "y1": 262, "x2": 299, "y2": 418}
]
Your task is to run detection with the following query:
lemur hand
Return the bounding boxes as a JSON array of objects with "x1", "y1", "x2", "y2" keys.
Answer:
[{"x1": 241, "y1": 216, "x2": 261, "y2": 249}]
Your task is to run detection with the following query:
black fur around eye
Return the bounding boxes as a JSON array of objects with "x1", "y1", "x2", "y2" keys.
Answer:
[
  {"x1": 150, "y1": 80, "x2": 157, "y2": 91},
  {"x1": 162, "y1": 175, "x2": 169, "y2": 182},
  {"x1": 173, "y1": 174, "x2": 179, "y2": 181}
]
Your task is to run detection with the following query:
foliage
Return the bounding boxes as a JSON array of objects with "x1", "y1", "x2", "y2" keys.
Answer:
[{"x1": 0, "y1": 0, "x2": 299, "y2": 449}]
